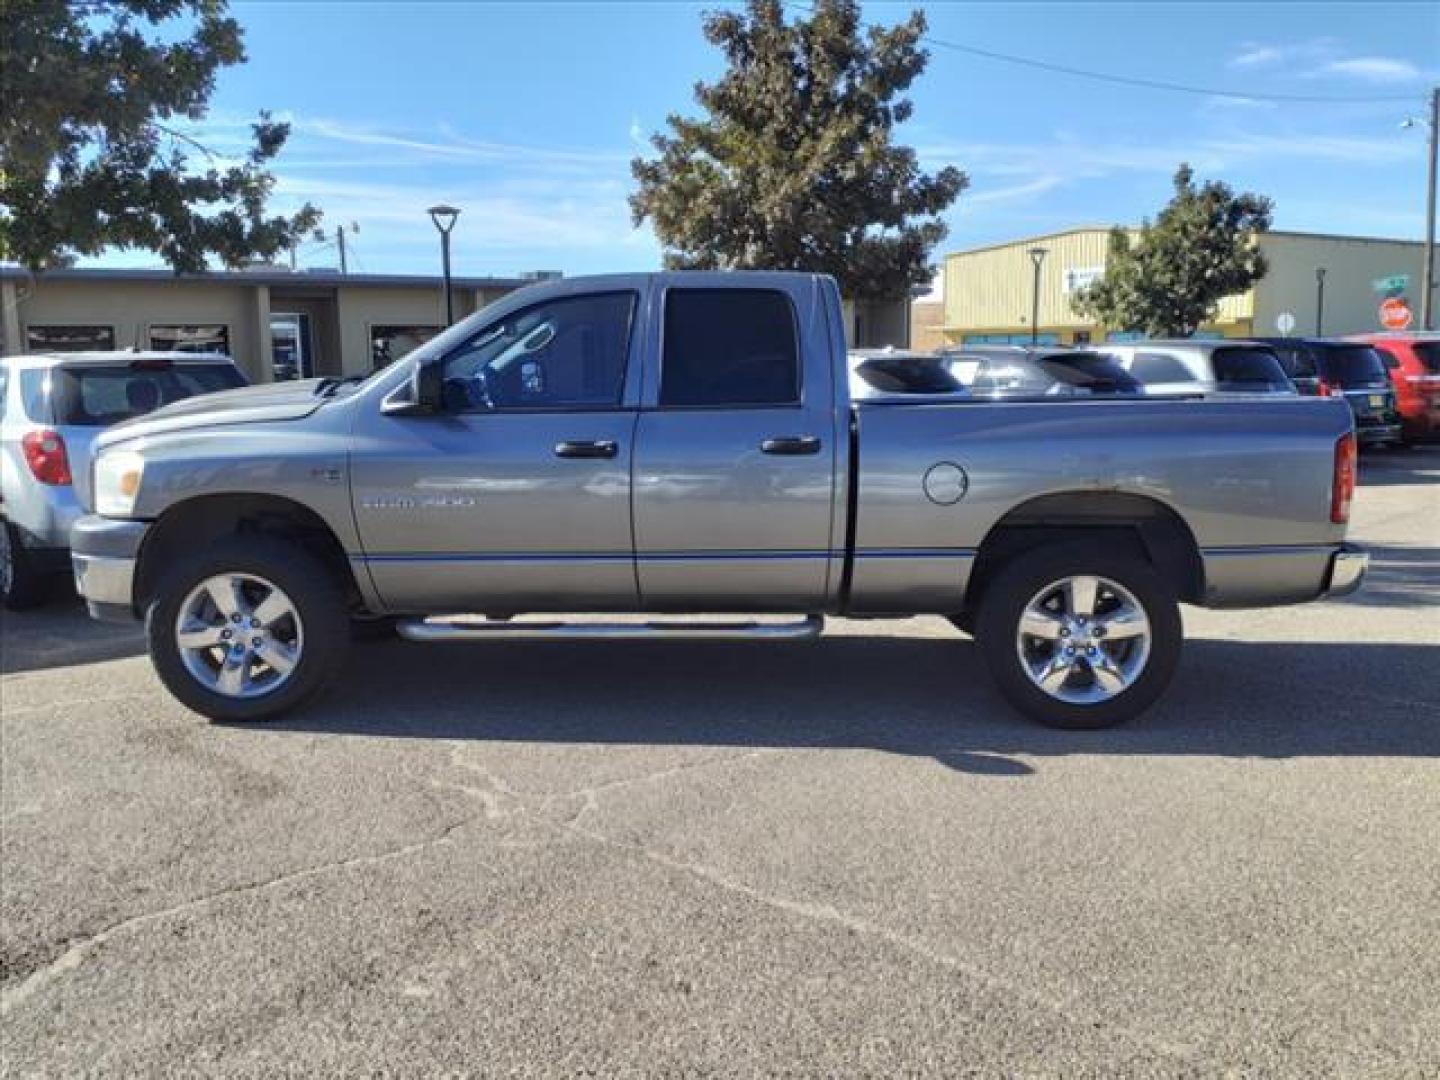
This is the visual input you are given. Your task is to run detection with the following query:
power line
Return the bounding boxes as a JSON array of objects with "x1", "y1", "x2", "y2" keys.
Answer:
[{"x1": 783, "y1": 1, "x2": 1422, "y2": 105}]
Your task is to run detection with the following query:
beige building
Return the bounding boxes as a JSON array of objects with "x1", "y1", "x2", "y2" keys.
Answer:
[
  {"x1": 924, "y1": 227, "x2": 1429, "y2": 346},
  {"x1": 0, "y1": 267, "x2": 528, "y2": 383},
  {"x1": 0, "y1": 266, "x2": 915, "y2": 370}
]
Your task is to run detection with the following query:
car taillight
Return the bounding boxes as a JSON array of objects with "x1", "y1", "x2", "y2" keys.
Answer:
[
  {"x1": 1331, "y1": 431, "x2": 1356, "y2": 524},
  {"x1": 1315, "y1": 378, "x2": 1331, "y2": 397},
  {"x1": 21, "y1": 429, "x2": 72, "y2": 486}
]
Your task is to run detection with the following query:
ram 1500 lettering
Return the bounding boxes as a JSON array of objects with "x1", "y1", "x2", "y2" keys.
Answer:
[{"x1": 70, "y1": 272, "x2": 1367, "y2": 728}]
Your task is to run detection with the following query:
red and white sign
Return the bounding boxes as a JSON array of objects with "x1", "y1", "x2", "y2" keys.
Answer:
[{"x1": 1379, "y1": 296, "x2": 1413, "y2": 330}]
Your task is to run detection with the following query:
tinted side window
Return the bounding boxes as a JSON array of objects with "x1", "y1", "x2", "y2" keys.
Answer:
[
  {"x1": 1129, "y1": 351, "x2": 1194, "y2": 383},
  {"x1": 1272, "y1": 344, "x2": 1317, "y2": 378},
  {"x1": 661, "y1": 290, "x2": 799, "y2": 407},
  {"x1": 440, "y1": 292, "x2": 635, "y2": 412},
  {"x1": 1412, "y1": 343, "x2": 1440, "y2": 374},
  {"x1": 0, "y1": 365, "x2": 8, "y2": 420},
  {"x1": 1211, "y1": 347, "x2": 1291, "y2": 388}
]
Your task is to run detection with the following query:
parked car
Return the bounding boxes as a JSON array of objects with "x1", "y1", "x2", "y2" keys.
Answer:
[
  {"x1": 1344, "y1": 333, "x2": 1440, "y2": 443},
  {"x1": 71, "y1": 272, "x2": 1364, "y2": 730},
  {"x1": 1, "y1": 351, "x2": 247, "y2": 608},
  {"x1": 1097, "y1": 340, "x2": 1294, "y2": 396},
  {"x1": 849, "y1": 348, "x2": 967, "y2": 399},
  {"x1": 956, "y1": 345, "x2": 1143, "y2": 397},
  {"x1": 1250, "y1": 337, "x2": 1402, "y2": 447}
]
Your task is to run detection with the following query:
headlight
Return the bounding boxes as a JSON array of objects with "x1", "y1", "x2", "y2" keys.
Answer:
[{"x1": 94, "y1": 451, "x2": 146, "y2": 518}]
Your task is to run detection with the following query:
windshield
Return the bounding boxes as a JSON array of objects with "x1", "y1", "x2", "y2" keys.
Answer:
[
  {"x1": 972, "y1": 351, "x2": 1140, "y2": 395},
  {"x1": 49, "y1": 363, "x2": 246, "y2": 426},
  {"x1": 853, "y1": 356, "x2": 964, "y2": 394},
  {"x1": 1319, "y1": 346, "x2": 1388, "y2": 387},
  {"x1": 1211, "y1": 347, "x2": 1292, "y2": 390}
]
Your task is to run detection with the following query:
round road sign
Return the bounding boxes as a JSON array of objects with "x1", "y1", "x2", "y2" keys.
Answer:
[
  {"x1": 1379, "y1": 296, "x2": 1413, "y2": 331},
  {"x1": 1276, "y1": 311, "x2": 1296, "y2": 334}
]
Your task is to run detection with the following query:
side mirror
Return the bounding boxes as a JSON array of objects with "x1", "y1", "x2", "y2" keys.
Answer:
[{"x1": 382, "y1": 360, "x2": 445, "y2": 415}]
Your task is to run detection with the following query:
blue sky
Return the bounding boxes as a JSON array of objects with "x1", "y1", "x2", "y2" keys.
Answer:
[{"x1": 120, "y1": 1, "x2": 1439, "y2": 278}]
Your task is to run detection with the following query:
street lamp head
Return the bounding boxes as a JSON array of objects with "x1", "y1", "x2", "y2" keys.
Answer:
[
  {"x1": 427, "y1": 204, "x2": 461, "y2": 234},
  {"x1": 1316, "y1": 266, "x2": 1327, "y2": 280},
  {"x1": 1028, "y1": 246, "x2": 1049, "y2": 265}
]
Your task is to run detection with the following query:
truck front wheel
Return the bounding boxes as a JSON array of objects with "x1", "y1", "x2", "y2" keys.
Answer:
[
  {"x1": 976, "y1": 541, "x2": 1182, "y2": 730},
  {"x1": 145, "y1": 536, "x2": 350, "y2": 722}
]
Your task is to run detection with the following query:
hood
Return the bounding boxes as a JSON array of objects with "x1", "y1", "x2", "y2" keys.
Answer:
[{"x1": 97, "y1": 379, "x2": 331, "y2": 450}]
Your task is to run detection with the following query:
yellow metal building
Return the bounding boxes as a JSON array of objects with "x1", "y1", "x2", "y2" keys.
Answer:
[{"x1": 933, "y1": 227, "x2": 1428, "y2": 345}]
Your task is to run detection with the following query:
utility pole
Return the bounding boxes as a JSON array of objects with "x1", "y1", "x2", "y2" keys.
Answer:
[
  {"x1": 336, "y1": 225, "x2": 349, "y2": 275},
  {"x1": 1423, "y1": 86, "x2": 1438, "y2": 331}
]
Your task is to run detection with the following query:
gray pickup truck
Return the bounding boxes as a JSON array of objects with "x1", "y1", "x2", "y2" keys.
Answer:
[{"x1": 70, "y1": 272, "x2": 1367, "y2": 728}]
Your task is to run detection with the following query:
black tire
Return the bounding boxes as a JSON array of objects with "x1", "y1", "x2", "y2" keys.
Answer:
[
  {"x1": 145, "y1": 535, "x2": 350, "y2": 722},
  {"x1": 0, "y1": 521, "x2": 50, "y2": 611},
  {"x1": 976, "y1": 540, "x2": 1182, "y2": 730}
]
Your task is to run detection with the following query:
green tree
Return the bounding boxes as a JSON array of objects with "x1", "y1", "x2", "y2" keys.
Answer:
[
  {"x1": 630, "y1": 0, "x2": 964, "y2": 300},
  {"x1": 1075, "y1": 164, "x2": 1272, "y2": 337},
  {"x1": 0, "y1": 0, "x2": 320, "y2": 273}
]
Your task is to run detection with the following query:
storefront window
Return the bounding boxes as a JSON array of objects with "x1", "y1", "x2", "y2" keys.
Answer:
[
  {"x1": 148, "y1": 324, "x2": 231, "y2": 354},
  {"x1": 371, "y1": 325, "x2": 441, "y2": 370},
  {"x1": 25, "y1": 325, "x2": 116, "y2": 352}
]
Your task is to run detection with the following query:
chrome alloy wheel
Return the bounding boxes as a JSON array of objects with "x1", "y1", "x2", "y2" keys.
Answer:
[
  {"x1": 175, "y1": 573, "x2": 304, "y2": 699},
  {"x1": 1014, "y1": 574, "x2": 1151, "y2": 706}
]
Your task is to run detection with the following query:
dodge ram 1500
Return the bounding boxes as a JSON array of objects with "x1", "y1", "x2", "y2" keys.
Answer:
[{"x1": 70, "y1": 272, "x2": 1367, "y2": 728}]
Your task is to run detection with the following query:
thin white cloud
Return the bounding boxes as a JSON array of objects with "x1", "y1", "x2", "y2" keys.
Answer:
[
  {"x1": 1229, "y1": 44, "x2": 1283, "y2": 68},
  {"x1": 962, "y1": 175, "x2": 1066, "y2": 207},
  {"x1": 1322, "y1": 57, "x2": 1424, "y2": 83},
  {"x1": 1198, "y1": 95, "x2": 1278, "y2": 113}
]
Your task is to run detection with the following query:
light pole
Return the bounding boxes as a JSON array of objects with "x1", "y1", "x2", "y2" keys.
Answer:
[
  {"x1": 1315, "y1": 267, "x2": 1327, "y2": 336},
  {"x1": 427, "y1": 204, "x2": 461, "y2": 326},
  {"x1": 1028, "y1": 247, "x2": 1048, "y2": 345},
  {"x1": 1402, "y1": 87, "x2": 1438, "y2": 330}
]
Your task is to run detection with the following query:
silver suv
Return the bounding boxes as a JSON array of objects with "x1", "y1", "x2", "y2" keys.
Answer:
[
  {"x1": 1097, "y1": 340, "x2": 1295, "y2": 396},
  {"x1": 1, "y1": 351, "x2": 246, "y2": 608}
]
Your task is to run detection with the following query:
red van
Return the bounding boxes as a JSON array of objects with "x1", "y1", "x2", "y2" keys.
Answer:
[{"x1": 1348, "y1": 334, "x2": 1440, "y2": 443}]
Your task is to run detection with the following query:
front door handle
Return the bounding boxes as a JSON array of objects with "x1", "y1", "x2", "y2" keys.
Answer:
[
  {"x1": 554, "y1": 439, "x2": 619, "y2": 459},
  {"x1": 760, "y1": 435, "x2": 821, "y2": 456}
]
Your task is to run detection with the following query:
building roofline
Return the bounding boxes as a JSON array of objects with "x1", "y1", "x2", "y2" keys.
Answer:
[
  {"x1": 943, "y1": 225, "x2": 1424, "y2": 260},
  {"x1": 944, "y1": 226, "x2": 1120, "y2": 259},
  {"x1": 0, "y1": 266, "x2": 530, "y2": 289}
]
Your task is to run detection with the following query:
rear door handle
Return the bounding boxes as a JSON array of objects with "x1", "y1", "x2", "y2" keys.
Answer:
[
  {"x1": 554, "y1": 439, "x2": 619, "y2": 459},
  {"x1": 760, "y1": 435, "x2": 821, "y2": 455}
]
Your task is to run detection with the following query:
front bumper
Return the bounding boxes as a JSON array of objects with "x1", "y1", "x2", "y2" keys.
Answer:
[
  {"x1": 1323, "y1": 544, "x2": 1368, "y2": 598},
  {"x1": 70, "y1": 515, "x2": 149, "y2": 622}
]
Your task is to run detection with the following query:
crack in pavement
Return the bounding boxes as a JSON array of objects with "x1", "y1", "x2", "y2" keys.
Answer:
[
  {"x1": 0, "y1": 813, "x2": 486, "y2": 1017},
  {"x1": 555, "y1": 813, "x2": 1212, "y2": 1070}
]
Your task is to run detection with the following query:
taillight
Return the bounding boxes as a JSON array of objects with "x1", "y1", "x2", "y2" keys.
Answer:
[
  {"x1": 1331, "y1": 432, "x2": 1356, "y2": 524},
  {"x1": 21, "y1": 429, "x2": 72, "y2": 486},
  {"x1": 1315, "y1": 378, "x2": 1331, "y2": 397}
]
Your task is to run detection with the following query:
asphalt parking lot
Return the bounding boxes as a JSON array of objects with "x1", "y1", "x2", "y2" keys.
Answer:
[{"x1": 2, "y1": 447, "x2": 1437, "y2": 1076}]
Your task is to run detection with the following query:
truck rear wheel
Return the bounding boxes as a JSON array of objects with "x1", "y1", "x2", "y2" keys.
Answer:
[
  {"x1": 145, "y1": 536, "x2": 350, "y2": 722},
  {"x1": 976, "y1": 540, "x2": 1182, "y2": 729}
]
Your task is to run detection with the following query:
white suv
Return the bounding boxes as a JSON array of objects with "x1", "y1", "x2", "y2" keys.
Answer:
[{"x1": 1, "y1": 351, "x2": 246, "y2": 608}]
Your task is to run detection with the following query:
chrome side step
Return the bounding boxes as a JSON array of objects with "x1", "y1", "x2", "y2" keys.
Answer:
[{"x1": 396, "y1": 615, "x2": 824, "y2": 643}]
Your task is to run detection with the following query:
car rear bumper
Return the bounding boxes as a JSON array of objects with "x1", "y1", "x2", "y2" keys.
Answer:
[
  {"x1": 70, "y1": 515, "x2": 149, "y2": 622},
  {"x1": 1323, "y1": 544, "x2": 1368, "y2": 598},
  {"x1": 1356, "y1": 423, "x2": 1402, "y2": 445}
]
